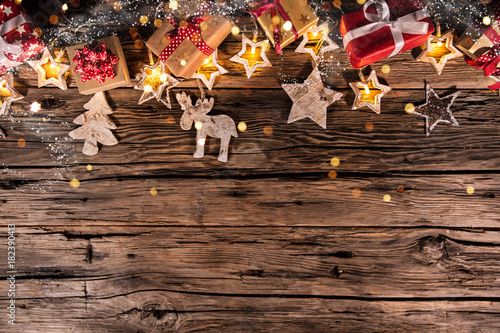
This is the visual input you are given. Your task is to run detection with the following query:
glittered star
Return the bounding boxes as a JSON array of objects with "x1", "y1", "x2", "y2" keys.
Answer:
[
  {"x1": 412, "y1": 82, "x2": 460, "y2": 136},
  {"x1": 295, "y1": 21, "x2": 339, "y2": 65},
  {"x1": 282, "y1": 67, "x2": 343, "y2": 129},
  {"x1": 134, "y1": 61, "x2": 179, "y2": 108},
  {"x1": 417, "y1": 29, "x2": 463, "y2": 75},
  {"x1": 230, "y1": 34, "x2": 272, "y2": 79},
  {"x1": 0, "y1": 73, "x2": 23, "y2": 116},
  {"x1": 191, "y1": 48, "x2": 228, "y2": 90},
  {"x1": 28, "y1": 48, "x2": 70, "y2": 90},
  {"x1": 349, "y1": 70, "x2": 391, "y2": 114}
]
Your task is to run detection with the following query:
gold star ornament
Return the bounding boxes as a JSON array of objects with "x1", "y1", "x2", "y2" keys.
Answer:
[
  {"x1": 417, "y1": 28, "x2": 463, "y2": 75},
  {"x1": 230, "y1": 34, "x2": 272, "y2": 79},
  {"x1": 282, "y1": 67, "x2": 343, "y2": 129},
  {"x1": 134, "y1": 61, "x2": 179, "y2": 108},
  {"x1": 295, "y1": 21, "x2": 339, "y2": 64},
  {"x1": 28, "y1": 48, "x2": 70, "y2": 90},
  {"x1": 0, "y1": 73, "x2": 23, "y2": 116},
  {"x1": 191, "y1": 48, "x2": 228, "y2": 90},
  {"x1": 349, "y1": 70, "x2": 391, "y2": 114}
]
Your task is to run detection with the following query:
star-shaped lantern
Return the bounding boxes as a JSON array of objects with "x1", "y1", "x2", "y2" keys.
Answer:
[
  {"x1": 28, "y1": 49, "x2": 70, "y2": 90},
  {"x1": 295, "y1": 21, "x2": 339, "y2": 64},
  {"x1": 135, "y1": 61, "x2": 179, "y2": 108},
  {"x1": 349, "y1": 70, "x2": 391, "y2": 114},
  {"x1": 417, "y1": 27, "x2": 462, "y2": 75},
  {"x1": 191, "y1": 48, "x2": 228, "y2": 90},
  {"x1": 282, "y1": 67, "x2": 343, "y2": 129},
  {"x1": 412, "y1": 82, "x2": 460, "y2": 136},
  {"x1": 229, "y1": 34, "x2": 272, "y2": 79},
  {"x1": 0, "y1": 73, "x2": 23, "y2": 116}
]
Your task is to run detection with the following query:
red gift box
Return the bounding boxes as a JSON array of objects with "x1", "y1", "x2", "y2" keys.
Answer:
[
  {"x1": 0, "y1": 0, "x2": 45, "y2": 75},
  {"x1": 340, "y1": 0, "x2": 434, "y2": 69}
]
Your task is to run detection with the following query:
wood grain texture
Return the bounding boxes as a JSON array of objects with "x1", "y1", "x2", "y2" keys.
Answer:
[{"x1": 1, "y1": 0, "x2": 500, "y2": 331}]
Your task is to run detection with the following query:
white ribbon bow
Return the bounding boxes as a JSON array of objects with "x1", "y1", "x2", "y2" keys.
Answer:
[
  {"x1": 0, "y1": 14, "x2": 27, "y2": 68},
  {"x1": 343, "y1": 0, "x2": 430, "y2": 57}
]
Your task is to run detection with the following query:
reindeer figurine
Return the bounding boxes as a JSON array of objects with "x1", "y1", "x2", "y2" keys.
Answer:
[{"x1": 176, "y1": 92, "x2": 237, "y2": 163}]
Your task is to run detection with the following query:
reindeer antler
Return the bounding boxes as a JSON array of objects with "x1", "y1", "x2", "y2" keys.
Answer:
[
  {"x1": 195, "y1": 97, "x2": 215, "y2": 115},
  {"x1": 176, "y1": 92, "x2": 193, "y2": 111}
]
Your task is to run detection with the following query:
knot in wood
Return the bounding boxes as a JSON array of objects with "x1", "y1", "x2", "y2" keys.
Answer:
[{"x1": 417, "y1": 235, "x2": 449, "y2": 265}]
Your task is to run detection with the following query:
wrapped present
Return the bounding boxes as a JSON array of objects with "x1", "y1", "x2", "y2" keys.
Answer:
[
  {"x1": 0, "y1": 0, "x2": 45, "y2": 75},
  {"x1": 67, "y1": 35, "x2": 130, "y2": 95},
  {"x1": 339, "y1": 0, "x2": 434, "y2": 69},
  {"x1": 247, "y1": 0, "x2": 319, "y2": 54},
  {"x1": 146, "y1": 1, "x2": 233, "y2": 79},
  {"x1": 456, "y1": 0, "x2": 500, "y2": 60}
]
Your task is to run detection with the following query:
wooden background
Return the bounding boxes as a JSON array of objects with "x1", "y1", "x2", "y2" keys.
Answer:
[{"x1": 1, "y1": 1, "x2": 500, "y2": 331}]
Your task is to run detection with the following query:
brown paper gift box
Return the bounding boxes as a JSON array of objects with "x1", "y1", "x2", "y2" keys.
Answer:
[
  {"x1": 146, "y1": 15, "x2": 233, "y2": 79},
  {"x1": 67, "y1": 35, "x2": 131, "y2": 95},
  {"x1": 247, "y1": 0, "x2": 319, "y2": 52}
]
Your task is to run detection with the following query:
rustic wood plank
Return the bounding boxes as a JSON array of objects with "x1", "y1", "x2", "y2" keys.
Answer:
[{"x1": 0, "y1": 175, "x2": 498, "y2": 227}]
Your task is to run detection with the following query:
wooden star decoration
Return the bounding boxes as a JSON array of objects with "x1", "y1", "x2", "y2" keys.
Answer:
[
  {"x1": 417, "y1": 29, "x2": 463, "y2": 75},
  {"x1": 191, "y1": 48, "x2": 228, "y2": 90},
  {"x1": 282, "y1": 67, "x2": 343, "y2": 129},
  {"x1": 229, "y1": 34, "x2": 272, "y2": 79},
  {"x1": 134, "y1": 61, "x2": 179, "y2": 108},
  {"x1": 489, "y1": 76, "x2": 500, "y2": 96},
  {"x1": 28, "y1": 48, "x2": 70, "y2": 90},
  {"x1": 0, "y1": 73, "x2": 23, "y2": 116},
  {"x1": 412, "y1": 82, "x2": 460, "y2": 136},
  {"x1": 349, "y1": 70, "x2": 391, "y2": 114},
  {"x1": 295, "y1": 21, "x2": 339, "y2": 64}
]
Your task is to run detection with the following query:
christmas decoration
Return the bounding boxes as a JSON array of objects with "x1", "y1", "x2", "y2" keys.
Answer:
[
  {"x1": 67, "y1": 36, "x2": 130, "y2": 95},
  {"x1": 417, "y1": 27, "x2": 463, "y2": 75},
  {"x1": 68, "y1": 92, "x2": 119, "y2": 155},
  {"x1": 145, "y1": 1, "x2": 233, "y2": 79},
  {"x1": 0, "y1": 73, "x2": 23, "y2": 116},
  {"x1": 282, "y1": 67, "x2": 343, "y2": 129},
  {"x1": 295, "y1": 21, "x2": 339, "y2": 65},
  {"x1": 412, "y1": 82, "x2": 460, "y2": 136},
  {"x1": 0, "y1": 0, "x2": 45, "y2": 75},
  {"x1": 230, "y1": 35, "x2": 272, "y2": 79},
  {"x1": 0, "y1": 127, "x2": 5, "y2": 138},
  {"x1": 349, "y1": 70, "x2": 391, "y2": 114},
  {"x1": 247, "y1": 0, "x2": 319, "y2": 54},
  {"x1": 27, "y1": 48, "x2": 70, "y2": 90},
  {"x1": 340, "y1": 0, "x2": 434, "y2": 68},
  {"x1": 191, "y1": 48, "x2": 228, "y2": 90},
  {"x1": 134, "y1": 61, "x2": 179, "y2": 107},
  {"x1": 176, "y1": 92, "x2": 237, "y2": 163}
]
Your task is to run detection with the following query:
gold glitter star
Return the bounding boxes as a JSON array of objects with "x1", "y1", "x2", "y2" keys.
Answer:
[
  {"x1": 229, "y1": 34, "x2": 272, "y2": 79},
  {"x1": 28, "y1": 48, "x2": 70, "y2": 90},
  {"x1": 134, "y1": 61, "x2": 179, "y2": 108},
  {"x1": 191, "y1": 49, "x2": 228, "y2": 90},
  {"x1": 349, "y1": 70, "x2": 391, "y2": 114},
  {"x1": 295, "y1": 21, "x2": 339, "y2": 64}
]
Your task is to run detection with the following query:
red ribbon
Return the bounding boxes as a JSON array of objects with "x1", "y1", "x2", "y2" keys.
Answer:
[
  {"x1": 158, "y1": 1, "x2": 215, "y2": 62},
  {"x1": 248, "y1": 0, "x2": 299, "y2": 54},
  {"x1": 73, "y1": 42, "x2": 118, "y2": 84},
  {"x1": 466, "y1": 46, "x2": 500, "y2": 90}
]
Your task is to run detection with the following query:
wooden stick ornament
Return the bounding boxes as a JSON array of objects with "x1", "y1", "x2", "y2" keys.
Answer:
[{"x1": 176, "y1": 91, "x2": 237, "y2": 163}]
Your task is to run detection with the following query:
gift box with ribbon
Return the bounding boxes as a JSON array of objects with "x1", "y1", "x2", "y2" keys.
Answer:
[
  {"x1": 67, "y1": 35, "x2": 130, "y2": 95},
  {"x1": 145, "y1": 1, "x2": 233, "y2": 79},
  {"x1": 247, "y1": 0, "x2": 319, "y2": 54},
  {"x1": 0, "y1": 0, "x2": 45, "y2": 75},
  {"x1": 340, "y1": 0, "x2": 434, "y2": 69}
]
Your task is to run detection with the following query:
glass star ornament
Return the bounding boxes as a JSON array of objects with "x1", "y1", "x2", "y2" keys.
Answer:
[
  {"x1": 0, "y1": 73, "x2": 23, "y2": 116},
  {"x1": 191, "y1": 48, "x2": 228, "y2": 90},
  {"x1": 349, "y1": 70, "x2": 391, "y2": 114},
  {"x1": 412, "y1": 82, "x2": 460, "y2": 136},
  {"x1": 295, "y1": 21, "x2": 339, "y2": 64},
  {"x1": 134, "y1": 61, "x2": 179, "y2": 108},
  {"x1": 282, "y1": 67, "x2": 343, "y2": 129},
  {"x1": 229, "y1": 35, "x2": 272, "y2": 79},
  {"x1": 417, "y1": 29, "x2": 463, "y2": 75},
  {"x1": 28, "y1": 48, "x2": 70, "y2": 90}
]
